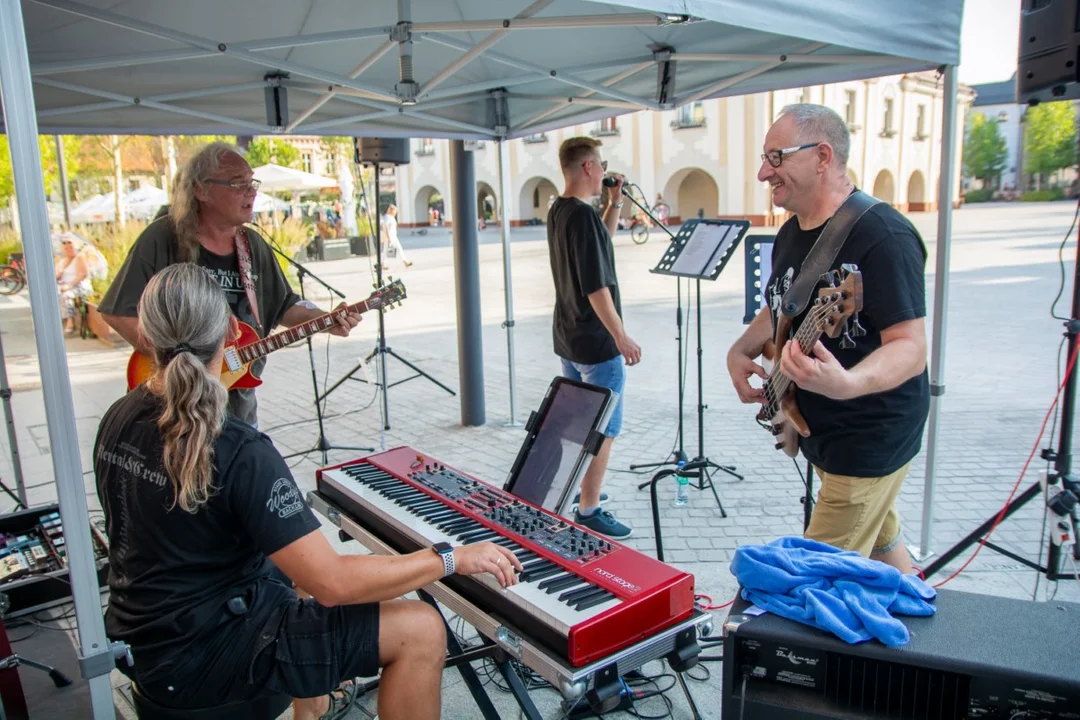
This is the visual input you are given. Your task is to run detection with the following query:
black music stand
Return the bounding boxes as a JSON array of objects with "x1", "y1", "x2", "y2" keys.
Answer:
[
  {"x1": 318, "y1": 161, "x2": 455, "y2": 431},
  {"x1": 641, "y1": 219, "x2": 750, "y2": 514},
  {"x1": 267, "y1": 242, "x2": 374, "y2": 465}
]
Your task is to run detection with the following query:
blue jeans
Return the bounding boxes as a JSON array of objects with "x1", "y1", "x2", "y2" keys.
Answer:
[{"x1": 560, "y1": 355, "x2": 625, "y2": 438}]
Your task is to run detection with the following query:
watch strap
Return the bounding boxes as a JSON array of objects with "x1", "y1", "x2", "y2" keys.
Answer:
[{"x1": 440, "y1": 549, "x2": 455, "y2": 577}]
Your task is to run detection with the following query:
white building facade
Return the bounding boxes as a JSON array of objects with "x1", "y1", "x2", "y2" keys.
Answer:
[{"x1": 391, "y1": 71, "x2": 973, "y2": 228}]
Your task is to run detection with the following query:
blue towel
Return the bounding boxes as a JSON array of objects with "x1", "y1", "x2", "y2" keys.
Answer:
[{"x1": 730, "y1": 537, "x2": 936, "y2": 647}]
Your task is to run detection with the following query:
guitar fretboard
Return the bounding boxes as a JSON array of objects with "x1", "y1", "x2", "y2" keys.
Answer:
[{"x1": 236, "y1": 301, "x2": 370, "y2": 364}]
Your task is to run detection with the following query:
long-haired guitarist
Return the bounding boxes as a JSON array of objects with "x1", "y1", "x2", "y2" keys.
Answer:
[
  {"x1": 726, "y1": 104, "x2": 929, "y2": 573},
  {"x1": 98, "y1": 142, "x2": 360, "y2": 426},
  {"x1": 95, "y1": 264, "x2": 521, "y2": 719}
]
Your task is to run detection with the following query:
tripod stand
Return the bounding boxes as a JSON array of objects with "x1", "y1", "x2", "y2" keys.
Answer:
[
  {"x1": 922, "y1": 232, "x2": 1080, "y2": 581},
  {"x1": 319, "y1": 161, "x2": 454, "y2": 431},
  {"x1": 623, "y1": 199, "x2": 748, "y2": 507},
  {"x1": 270, "y1": 244, "x2": 374, "y2": 465}
]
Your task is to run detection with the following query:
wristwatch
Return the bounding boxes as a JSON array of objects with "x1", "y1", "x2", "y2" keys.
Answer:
[{"x1": 432, "y1": 542, "x2": 455, "y2": 577}]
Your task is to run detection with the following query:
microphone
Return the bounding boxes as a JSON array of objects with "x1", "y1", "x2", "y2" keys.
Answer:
[{"x1": 602, "y1": 175, "x2": 621, "y2": 188}]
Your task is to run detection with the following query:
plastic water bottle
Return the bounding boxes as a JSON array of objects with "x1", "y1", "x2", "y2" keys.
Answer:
[{"x1": 673, "y1": 462, "x2": 690, "y2": 507}]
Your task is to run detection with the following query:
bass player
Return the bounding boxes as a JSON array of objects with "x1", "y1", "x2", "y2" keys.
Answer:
[
  {"x1": 98, "y1": 142, "x2": 360, "y2": 427},
  {"x1": 726, "y1": 104, "x2": 929, "y2": 573}
]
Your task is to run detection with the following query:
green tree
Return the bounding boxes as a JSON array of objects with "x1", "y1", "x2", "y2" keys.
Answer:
[
  {"x1": 243, "y1": 138, "x2": 301, "y2": 169},
  {"x1": 1024, "y1": 101, "x2": 1077, "y2": 183},
  {"x1": 963, "y1": 112, "x2": 1008, "y2": 188},
  {"x1": 0, "y1": 135, "x2": 82, "y2": 207}
]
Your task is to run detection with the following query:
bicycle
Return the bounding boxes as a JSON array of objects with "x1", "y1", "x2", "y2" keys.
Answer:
[
  {"x1": 0, "y1": 255, "x2": 27, "y2": 296},
  {"x1": 629, "y1": 213, "x2": 652, "y2": 245}
]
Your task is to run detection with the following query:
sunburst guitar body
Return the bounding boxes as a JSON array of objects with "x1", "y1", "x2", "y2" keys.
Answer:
[
  {"x1": 756, "y1": 265, "x2": 864, "y2": 457},
  {"x1": 126, "y1": 279, "x2": 407, "y2": 392}
]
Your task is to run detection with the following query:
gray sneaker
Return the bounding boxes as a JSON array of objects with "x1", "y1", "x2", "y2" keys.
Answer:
[{"x1": 574, "y1": 509, "x2": 632, "y2": 539}]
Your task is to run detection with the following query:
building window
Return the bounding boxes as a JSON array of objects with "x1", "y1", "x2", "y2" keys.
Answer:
[
  {"x1": 997, "y1": 110, "x2": 1009, "y2": 123},
  {"x1": 417, "y1": 138, "x2": 436, "y2": 156},
  {"x1": 325, "y1": 153, "x2": 336, "y2": 176},
  {"x1": 880, "y1": 98, "x2": 896, "y2": 137},
  {"x1": 844, "y1": 90, "x2": 858, "y2": 126},
  {"x1": 672, "y1": 101, "x2": 705, "y2": 129},
  {"x1": 301, "y1": 153, "x2": 313, "y2": 173},
  {"x1": 523, "y1": 133, "x2": 548, "y2": 144},
  {"x1": 592, "y1": 117, "x2": 619, "y2": 136},
  {"x1": 915, "y1": 104, "x2": 929, "y2": 140}
]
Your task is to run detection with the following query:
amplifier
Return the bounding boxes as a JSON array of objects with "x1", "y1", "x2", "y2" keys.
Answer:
[{"x1": 721, "y1": 588, "x2": 1080, "y2": 720}]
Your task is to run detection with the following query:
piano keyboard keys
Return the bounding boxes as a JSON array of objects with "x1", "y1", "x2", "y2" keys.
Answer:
[{"x1": 326, "y1": 463, "x2": 624, "y2": 635}]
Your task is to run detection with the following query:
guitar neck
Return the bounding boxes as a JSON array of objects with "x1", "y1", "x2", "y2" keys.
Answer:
[
  {"x1": 765, "y1": 318, "x2": 826, "y2": 401},
  {"x1": 236, "y1": 299, "x2": 371, "y2": 364}
]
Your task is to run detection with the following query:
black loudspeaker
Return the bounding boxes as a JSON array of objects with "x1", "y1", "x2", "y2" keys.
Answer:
[
  {"x1": 720, "y1": 589, "x2": 1080, "y2": 719},
  {"x1": 353, "y1": 137, "x2": 410, "y2": 166},
  {"x1": 1018, "y1": 0, "x2": 1080, "y2": 103},
  {"x1": 264, "y1": 85, "x2": 288, "y2": 128}
]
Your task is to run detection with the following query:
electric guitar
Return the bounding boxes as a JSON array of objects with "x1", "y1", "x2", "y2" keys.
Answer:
[
  {"x1": 757, "y1": 266, "x2": 863, "y2": 456},
  {"x1": 126, "y1": 279, "x2": 407, "y2": 391}
]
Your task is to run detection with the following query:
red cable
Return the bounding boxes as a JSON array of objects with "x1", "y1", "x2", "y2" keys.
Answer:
[{"x1": 932, "y1": 340, "x2": 1080, "y2": 589}]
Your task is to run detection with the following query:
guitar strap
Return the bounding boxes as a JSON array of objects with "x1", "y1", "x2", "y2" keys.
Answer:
[
  {"x1": 780, "y1": 190, "x2": 880, "y2": 318},
  {"x1": 233, "y1": 228, "x2": 264, "y2": 334}
]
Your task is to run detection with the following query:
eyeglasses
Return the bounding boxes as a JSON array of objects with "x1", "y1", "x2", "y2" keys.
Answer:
[
  {"x1": 760, "y1": 143, "x2": 821, "y2": 168},
  {"x1": 204, "y1": 178, "x2": 261, "y2": 193},
  {"x1": 584, "y1": 159, "x2": 608, "y2": 171}
]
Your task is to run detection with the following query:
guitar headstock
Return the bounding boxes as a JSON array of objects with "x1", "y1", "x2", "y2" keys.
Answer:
[
  {"x1": 367, "y1": 278, "x2": 407, "y2": 311},
  {"x1": 811, "y1": 266, "x2": 863, "y2": 340}
]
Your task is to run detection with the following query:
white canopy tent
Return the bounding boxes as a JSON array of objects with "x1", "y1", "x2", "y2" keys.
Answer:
[{"x1": 0, "y1": 1, "x2": 964, "y2": 716}]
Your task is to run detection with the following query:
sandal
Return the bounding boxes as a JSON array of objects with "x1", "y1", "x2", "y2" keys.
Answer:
[{"x1": 320, "y1": 678, "x2": 362, "y2": 720}]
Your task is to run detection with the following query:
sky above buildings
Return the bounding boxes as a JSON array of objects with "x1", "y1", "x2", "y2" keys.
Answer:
[{"x1": 959, "y1": 0, "x2": 1021, "y2": 85}]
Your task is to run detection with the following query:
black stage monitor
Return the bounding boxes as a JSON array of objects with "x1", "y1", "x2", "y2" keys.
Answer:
[{"x1": 504, "y1": 377, "x2": 616, "y2": 515}]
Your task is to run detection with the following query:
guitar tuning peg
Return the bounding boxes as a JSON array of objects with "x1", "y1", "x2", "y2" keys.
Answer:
[
  {"x1": 840, "y1": 329, "x2": 856, "y2": 350},
  {"x1": 850, "y1": 312, "x2": 867, "y2": 338}
]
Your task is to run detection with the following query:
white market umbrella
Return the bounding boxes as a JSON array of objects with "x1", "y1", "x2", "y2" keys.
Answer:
[{"x1": 252, "y1": 163, "x2": 337, "y2": 193}]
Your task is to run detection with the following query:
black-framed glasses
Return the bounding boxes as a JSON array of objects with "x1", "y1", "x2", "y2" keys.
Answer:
[
  {"x1": 204, "y1": 178, "x2": 261, "y2": 193},
  {"x1": 585, "y1": 159, "x2": 608, "y2": 171},
  {"x1": 760, "y1": 142, "x2": 821, "y2": 168}
]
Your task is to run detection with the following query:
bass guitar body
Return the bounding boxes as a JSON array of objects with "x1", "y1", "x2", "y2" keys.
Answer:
[
  {"x1": 758, "y1": 317, "x2": 810, "y2": 458},
  {"x1": 126, "y1": 320, "x2": 262, "y2": 392},
  {"x1": 756, "y1": 265, "x2": 864, "y2": 458}
]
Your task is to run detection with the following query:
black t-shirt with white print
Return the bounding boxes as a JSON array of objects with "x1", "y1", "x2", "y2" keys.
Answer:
[
  {"x1": 766, "y1": 201, "x2": 930, "y2": 477},
  {"x1": 93, "y1": 386, "x2": 320, "y2": 676}
]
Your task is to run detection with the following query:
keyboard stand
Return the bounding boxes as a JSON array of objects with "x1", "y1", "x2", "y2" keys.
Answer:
[{"x1": 309, "y1": 490, "x2": 713, "y2": 718}]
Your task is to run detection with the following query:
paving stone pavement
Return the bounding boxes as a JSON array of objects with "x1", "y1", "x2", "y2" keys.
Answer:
[{"x1": 2, "y1": 201, "x2": 1080, "y2": 719}]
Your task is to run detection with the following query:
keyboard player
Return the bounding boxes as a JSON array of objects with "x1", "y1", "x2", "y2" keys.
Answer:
[{"x1": 94, "y1": 265, "x2": 523, "y2": 720}]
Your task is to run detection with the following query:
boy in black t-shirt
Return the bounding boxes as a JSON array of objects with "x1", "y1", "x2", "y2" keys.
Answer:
[
  {"x1": 547, "y1": 137, "x2": 642, "y2": 539},
  {"x1": 727, "y1": 105, "x2": 929, "y2": 572}
]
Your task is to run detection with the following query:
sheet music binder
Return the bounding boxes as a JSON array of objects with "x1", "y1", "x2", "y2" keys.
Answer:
[{"x1": 651, "y1": 219, "x2": 750, "y2": 280}]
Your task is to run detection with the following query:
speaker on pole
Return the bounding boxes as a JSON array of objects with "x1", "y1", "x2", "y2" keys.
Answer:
[
  {"x1": 353, "y1": 137, "x2": 411, "y2": 166},
  {"x1": 1017, "y1": 0, "x2": 1080, "y2": 104}
]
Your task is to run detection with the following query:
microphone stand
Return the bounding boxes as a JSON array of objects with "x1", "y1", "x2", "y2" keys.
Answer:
[
  {"x1": 266, "y1": 240, "x2": 374, "y2": 465},
  {"x1": 618, "y1": 185, "x2": 689, "y2": 472}
]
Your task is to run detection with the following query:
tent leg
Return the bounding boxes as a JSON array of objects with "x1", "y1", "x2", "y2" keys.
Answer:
[
  {"x1": 915, "y1": 64, "x2": 958, "y2": 562},
  {"x1": 0, "y1": 2, "x2": 118, "y2": 717},
  {"x1": 497, "y1": 140, "x2": 520, "y2": 426},
  {"x1": 451, "y1": 140, "x2": 485, "y2": 426}
]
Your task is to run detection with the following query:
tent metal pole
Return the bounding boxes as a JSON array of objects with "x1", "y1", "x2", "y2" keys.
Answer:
[
  {"x1": 0, "y1": 1, "x2": 117, "y2": 716},
  {"x1": 497, "y1": 140, "x2": 520, "y2": 426},
  {"x1": 422, "y1": 33, "x2": 661, "y2": 110},
  {"x1": 916, "y1": 64, "x2": 959, "y2": 562},
  {"x1": 450, "y1": 141, "x2": 486, "y2": 426}
]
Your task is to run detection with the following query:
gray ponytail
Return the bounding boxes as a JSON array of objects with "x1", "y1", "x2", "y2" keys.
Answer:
[{"x1": 137, "y1": 263, "x2": 230, "y2": 512}]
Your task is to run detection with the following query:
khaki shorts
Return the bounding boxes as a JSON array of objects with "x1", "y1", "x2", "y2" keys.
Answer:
[{"x1": 804, "y1": 462, "x2": 910, "y2": 557}]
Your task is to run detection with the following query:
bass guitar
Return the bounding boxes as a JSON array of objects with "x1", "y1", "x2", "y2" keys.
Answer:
[
  {"x1": 757, "y1": 265, "x2": 863, "y2": 456},
  {"x1": 126, "y1": 279, "x2": 406, "y2": 391}
]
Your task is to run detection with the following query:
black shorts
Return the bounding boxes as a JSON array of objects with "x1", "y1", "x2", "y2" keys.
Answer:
[
  {"x1": 137, "y1": 581, "x2": 380, "y2": 707},
  {"x1": 250, "y1": 596, "x2": 381, "y2": 700}
]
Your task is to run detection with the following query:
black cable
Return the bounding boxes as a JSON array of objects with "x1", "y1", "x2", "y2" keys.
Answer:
[{"x1": 1050, "y1": 195, "x2": 1080, "y2": 321}]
